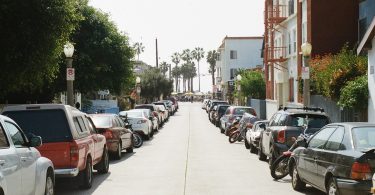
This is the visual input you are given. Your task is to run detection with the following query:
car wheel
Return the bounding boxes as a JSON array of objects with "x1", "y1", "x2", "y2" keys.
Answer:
[
  {"x1": 44, "y1": 170, "x2": 54, "y2": 195},
  {"x1": 244, "y1": 139, "x2": 250, "y2": 149},
  {"x1": 249, "y1": 140, "x2": 257, "y2": 154},
  {"x1": 327, "y1": 177, "x2": 339, "y2": 195},
  {"x1": 291, "y1": 162, "x2": 306, "y2": 191},
  {"x1": 113, "y1": 141, "x2": 122, "y2": 160},
  {"x1": 126, "y1": 146, "x2": 134, "y2": 153},
  {"x1": 258, "y1": 142, "x2": 267, "y2": 161},
  {"x1": 80, "y1": 157, "x2": 93, "y2": 189},
  {"x1": 95, "y1": 147, "x2": 109, "y2": 174}
]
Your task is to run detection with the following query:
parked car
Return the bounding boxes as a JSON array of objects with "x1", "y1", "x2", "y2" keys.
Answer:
[
  {"x1": 211, "y1": 105, "x2": 230, "y2": 127},
  {"x1": 202, "y1": 99, "x2": 209, "y2": 110},
  {"x1": 2, "y1": 104, "x2": 109, "y2": 189},
  {"x1": 289, "y1": 123, "x2": 375, "y2": 195},
  {"x1": 220, "y1": 106, "x2": 256, "y2": 135},
  {"x1": 207, "y1": 100, "x2": 228, "y2": 116},
  {"x1": 161, "y1": 100, "x2": 175, "y2": 115},
  {"x1": 89, "y1": 114, "x2": 133, "y2": 159},
  {"x1": 154, "y1": 101, "x2": 172, "y2": 117},
  {"x1": 0, "y1": 114, "x2": 55, "y2": 195},
  {"x1": 155, "y1": 105, "x2": 168, "y2": 123},
  {"x1": 135, "y1": 104, "x2": 162, "y2": 126},
  {"x1": 259, "y1": 106, "x2": 330, "y2": 164},
  {"x1": 119, "y1": 109, "x2": 153, "y2": 140},
  {"x1": 245, "y1": 120, "x2": 268, "y2": 153}
]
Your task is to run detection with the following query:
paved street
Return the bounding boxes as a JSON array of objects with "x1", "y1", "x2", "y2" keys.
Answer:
[{"x1": 57, "y1": 102, "x2": 324, "y2": 195}]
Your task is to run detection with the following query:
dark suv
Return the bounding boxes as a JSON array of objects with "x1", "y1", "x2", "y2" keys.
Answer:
[{"x1": 258, "y1": 107, "x2": 330, "y2": 164}]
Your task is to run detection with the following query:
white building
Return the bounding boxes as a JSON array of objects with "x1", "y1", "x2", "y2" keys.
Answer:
[
  {"x1": 215, "y1": 36, "x2": 263, "y2": 100},
  {"x1": 357, "y1": 18, "x2": 375, "y2": 122}
]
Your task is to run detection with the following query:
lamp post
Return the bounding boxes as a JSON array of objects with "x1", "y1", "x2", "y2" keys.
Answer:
[
  {"x1": 64, "y1": 42, "x2": 75, "y2": 106},
  {"x1": 236, "y1": 74, "x2": 242, "y2": 106},
  {"x1": 301, "y1": 42, "x2": 312, "y2": 106},
  {"x1": 136, "y1": 76, "x2": 141, "y2": 104}
]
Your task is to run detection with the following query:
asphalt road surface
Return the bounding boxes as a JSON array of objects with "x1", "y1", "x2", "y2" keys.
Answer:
[{"x1": 56, "y1": 102, "x2": 324, "y2": 195}]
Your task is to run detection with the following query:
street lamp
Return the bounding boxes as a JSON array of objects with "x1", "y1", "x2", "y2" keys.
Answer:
[
  {"x1": 301, "y1": 42, "x2": 312, "y2": 106},
  {"x1": 64, "y1": 42, "x2": 75, "y2": 106},
  {"x1": 136, "y1": 76, "x2": 141, "y2": 104},
  {"x1": 236, "y1": 74, "x2": 242, "y2": 105}
]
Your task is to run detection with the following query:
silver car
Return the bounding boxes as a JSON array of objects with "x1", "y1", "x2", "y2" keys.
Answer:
[{"x1": 119, "y1": 110, "x2": 154, "y2": 140}]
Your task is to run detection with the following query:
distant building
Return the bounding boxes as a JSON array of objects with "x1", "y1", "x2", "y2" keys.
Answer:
[
  {"x1": 263, "y1": 0, "x2": 358, "y2": 119},
  {"x1": 215, "y1": 36, "x2": 263, "y2": 100}
]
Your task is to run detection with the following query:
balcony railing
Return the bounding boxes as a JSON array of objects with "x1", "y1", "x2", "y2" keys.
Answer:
[
  {"x1": 267, "y1": 5, "x2": 288, "y2": 24},
  {"x1": 266, "y1": 46, "x2": 287, "y2": 63}
]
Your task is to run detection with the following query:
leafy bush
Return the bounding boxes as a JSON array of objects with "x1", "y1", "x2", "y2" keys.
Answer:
[
  {"x1": 338, "y1": 75, "x2": 368, "y2": 110},
  {"x1": 239, "y1": 70, "x2": 266, "y2": 99}
]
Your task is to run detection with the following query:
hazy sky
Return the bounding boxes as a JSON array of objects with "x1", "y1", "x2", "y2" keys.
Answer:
[{"x1": 89, "y1": 0, "x2": 264, "y2": 92}]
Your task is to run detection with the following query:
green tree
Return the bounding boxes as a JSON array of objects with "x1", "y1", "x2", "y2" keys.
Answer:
[
  {"x1": 207, "y1": 50, "x2": 219, "y2": 87},
  {"x1": 171, "y1": 52, "x2": 181, "y2": 92},
  {"x1": 0, "y1": 0, "x2": 83, "y2": 103},
  {"x1": 171, "y1": 66, "x2": 181, "y2": 92},
  {"x1": 54, "y1": 5, "x2": 134, "y2": 96},
  {"x1": 159, "y1": 61, "x2": 169, "y2": 77},
  {"x1": 133, "y1": 42, "x2": 145, "y2": 61},
  {"x1": 139, "y1": 68, "x2": 173, "y2": 101},
  {"x1": 338, "y1": 75, "x2": 368, "y2": 110},
  {"x1": 239, "y1": 70, "x2": 266, "y2": 99},
  {"x1": 192, "y1": 47, "x2": 205, "y2": 92}
]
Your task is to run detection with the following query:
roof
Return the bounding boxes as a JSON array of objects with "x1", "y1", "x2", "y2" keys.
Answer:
[
  {"x1": 218, "y1": 36, "x2": 264, "y2": 49},
  {"x1": 357, "y1": 17, "x2": 375, "y2": 55}
]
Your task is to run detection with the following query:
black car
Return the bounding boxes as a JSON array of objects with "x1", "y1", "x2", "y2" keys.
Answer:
[
  {"x1": 211, "y1": 105, "x2": 230, "y2": 127},
  {"x1": 289, "y1": 123, "x2": 375, "y2": 195},
  {"x1": 259, "y1": 107, "x2": 330, "y2": 163}
]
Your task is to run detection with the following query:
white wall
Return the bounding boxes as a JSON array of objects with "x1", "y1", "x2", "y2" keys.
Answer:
[
  {"x1": 221, "y1": 38, "x2": 263, "y2": 82},
  {"x1": 368, "y1": 37, "x2": 375, "y2": 122}
]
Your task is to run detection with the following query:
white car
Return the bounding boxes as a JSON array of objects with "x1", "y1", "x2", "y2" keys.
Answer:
[
  {"x1": 202, "y1": 99, "x2": 209, "y2": 109},
  {"x1": 0, "y1": 114, "x2": 55, "y2": 195},
  {"x1": 119, "y1": 110, "x2": 153, "y2": 140},
  {"x1": 245, "y1": 120, "x2": 268, "y2": 153},
  {"x1": 155, "y1": 105, "x2": 168, "y2": 123}
]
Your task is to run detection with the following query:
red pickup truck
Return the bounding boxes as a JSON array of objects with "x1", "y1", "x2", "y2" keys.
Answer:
[{"x1": 2, "y1": 104, "x2": 109, "y2": 189}]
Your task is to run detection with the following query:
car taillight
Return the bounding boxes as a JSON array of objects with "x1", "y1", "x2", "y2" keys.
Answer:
[
  {"x1": 138, "y1": 119, "x2": 147, "y2": 124},
  {"x1": 70, "y1": 143, "x2": 79, "y2": 167},
  {"x1": 351, "y1": 162, "x2": 372, "y2": 180},
  {"x1": 277, "y1": 130, "x2": 286, "y2": 143},
  {"x1": 103, "y1": 130, "x2": 114, "y2": 139}
]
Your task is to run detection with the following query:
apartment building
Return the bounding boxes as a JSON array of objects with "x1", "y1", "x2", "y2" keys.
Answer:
[
  {"x1": 357, "y1": 0, "x2": 375, "y2": 122},
  {"x1": 263, "y1": 0, "x2": 358, "y2": 119},
  {"x1": 215, "y1": 36, "x2": 263, "y2": 100}
]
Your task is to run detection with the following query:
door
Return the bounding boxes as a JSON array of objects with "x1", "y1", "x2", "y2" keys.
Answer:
[
  {"x1": 85, "y1": 116, "x2": 103, "y2": 161},
  {"x1": 300, "y1": 127, "x2": 336, "y2": 186},
  {"x1": 263, "y1": 114, "x2": 281, "y2": 155},
  {"x1": 0, "y1": 121, "x2": 22, "y2": 195},
  {"x1": 116, "y1": 117, "x2": 131, "y2": 148},
  {"x1": 5, "y1": 121, "x2": 37, "y2": 195}
]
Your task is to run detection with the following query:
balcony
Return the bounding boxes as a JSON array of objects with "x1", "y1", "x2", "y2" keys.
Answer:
[
  {"x1": 265, "y1": 46, "x2": 287, "y2": 63},
  {"x1": 267, "y1": 4, "x2": 288, "y2": 24}
]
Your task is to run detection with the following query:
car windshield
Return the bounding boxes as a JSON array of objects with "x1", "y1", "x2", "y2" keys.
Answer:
[
  {"x1": 90, "y1": 116, "x2": 112, "y2": 128},
  {"x1": 122, "y1": 111, "x2": 143, "y2": 118},
  {"x1": 135, "y1": 105, "x2": 153, "y2": 111},
  {"x1": 289, "y1": 114, "x2": 329, "y2": 129},
  {"x1": 3, "y1": 109, "x2": 72, "y2": 143},
  {"x1": 352, "y1": 127, "x2": 375, "y2": 150},
  {"x1": 218, "y1": 106, "x2": 229, "y2": 113},
  {"x1": 233, "y1": 108, "x2": 255, "y2": 115}
]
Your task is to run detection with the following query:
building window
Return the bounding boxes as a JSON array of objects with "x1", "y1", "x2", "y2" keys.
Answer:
[
  {"x1": 289, "y1": 78, "x2": 294, "y2": 102},
  {"x1": 230, "y1": 50, "x2": 237, "y2": 59},
  {"x1": 288, "y1": 0, "x2": 294, "y2": 16},
  {"x1": 230, "y1": 68, "x2": 238, "y2": 80},
  {"x1": 288, "y1": 32, "x2": 292, "y2": 55},
  {"x1": 293, "y1": 29, "x2": 297, "y2": 53}
]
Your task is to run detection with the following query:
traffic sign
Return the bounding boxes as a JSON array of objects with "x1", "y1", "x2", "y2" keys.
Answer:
[
  {"x1": 301, "y1": 67, "x2": 309, "y2": 79},
  {"x1": 67, "y1": 68, "x2": 75, "y2": 81}
]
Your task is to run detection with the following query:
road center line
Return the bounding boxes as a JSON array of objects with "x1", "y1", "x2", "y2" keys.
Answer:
[{"x1": 183, "y1": 104, "x2": 191, "y2": 195}]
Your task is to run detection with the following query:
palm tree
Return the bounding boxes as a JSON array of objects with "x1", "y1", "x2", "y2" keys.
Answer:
[
  {"x1": 133, "y1": 42, "x2": 145, "y2": 61},
  {"x1": 180, "y1": 63, "x2": 189, "y2": 92},
  {"x1": 181, "y1": 49, "x2": 193, "y2": 63},
  {"x1": 171, "y1": 52, "x2": 181, "y2": 91},
  {"x1": 192, "y1": 47, "x2": 205, "y2": 92},
  {"x1": 207, "y1": 50, "x2": 219, "y2": 87},
  {"x1": 159, "y1": 61, "x2": 169, "y2": 77},
  {"x1": 171, "y1": 66, "x2": 181, "y2": 92}
]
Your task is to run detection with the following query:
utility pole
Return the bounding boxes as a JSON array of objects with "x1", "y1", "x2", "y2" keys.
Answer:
[{"x1": 156, "y1": 38, "x2": 159, "y2": 68}]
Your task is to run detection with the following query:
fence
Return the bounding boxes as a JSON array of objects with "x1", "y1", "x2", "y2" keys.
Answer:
[{"x1": 247, "y1": 98, "x2": 267, "y2": 120}]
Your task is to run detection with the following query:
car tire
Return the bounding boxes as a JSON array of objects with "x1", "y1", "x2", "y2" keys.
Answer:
[
  {"x1": 44, "y1": 169, "x2": 54, "y2": 195},
  {"x1": 258, "y1": 144, "x2": 267, "y2": 161},
  {"x1": 126, "y1": 146, "x2": 133, "y2": 153},
  {"x1": 113, "y1": 141, "x2": 122, "y2": 160},
  {"x1": 250, "y1": 141, "x2": 257, "y2": 154},
  {"x1": 80, "y1": 157, "x2": 93, "y2": 189},
  {"x1": 95, "y1": 147, "x2": 109, "y2": 174},
  {"x1": 244, "y1": 139, "x2": 250, "y2": 149},
  {"x1": 291, "y1": 162, "x2": 306, "y2": 191},
  {"x1": 326, "y1": 177, "x2": 339, "y2": 195}
]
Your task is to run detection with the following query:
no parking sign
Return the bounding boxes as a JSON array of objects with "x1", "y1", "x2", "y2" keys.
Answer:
[{"x1": 67, "y1": 68, "x2": 75, "y2": 81}]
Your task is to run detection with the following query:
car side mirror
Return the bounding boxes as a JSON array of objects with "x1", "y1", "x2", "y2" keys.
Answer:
[
  {"x1": 149, "y1": 116, "x2": 153, "y2": 120},
  {"x1": 259, "y1": 124, "x2": 266, "y2": 130},
  {"x1": 29, "y1": 136, "x2": 42, "y2": 147}
]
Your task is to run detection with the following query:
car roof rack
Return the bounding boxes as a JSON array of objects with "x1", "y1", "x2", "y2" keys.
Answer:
[{"x1": 278, "y1": 106, "x2": 325, "y2": 113}]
